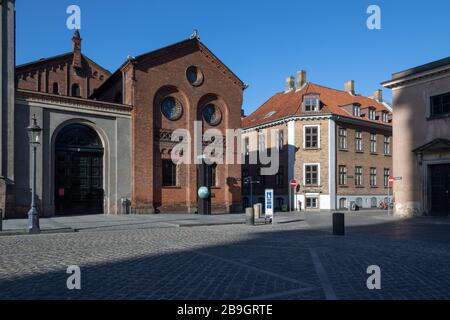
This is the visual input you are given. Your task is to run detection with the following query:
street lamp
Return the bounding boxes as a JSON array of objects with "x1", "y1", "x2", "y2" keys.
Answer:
[
  {"x1": 27, "y1": 115, "x2": 42, "y2": 234},
  {"x1": 243, "y1": 176, "x2": 260, "y2": 208}
]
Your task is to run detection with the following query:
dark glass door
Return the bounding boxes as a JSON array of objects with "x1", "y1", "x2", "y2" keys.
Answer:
[
  {"x1": 54, "y1": 124, "x2": 104, "y2": 215},
  {"x1": 430, "y1": 164, "x2": 450, "y2": 216}
]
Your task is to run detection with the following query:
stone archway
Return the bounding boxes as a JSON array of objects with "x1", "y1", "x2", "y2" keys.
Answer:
[{"x1": 54, "y1": 123, "x2": 104, "y2": 215}]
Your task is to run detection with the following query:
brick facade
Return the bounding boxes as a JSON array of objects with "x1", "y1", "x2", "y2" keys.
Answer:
[
  {"x1": 335, "y1": 121, "x2": 393, "y2": 209},
  {"x1": 94, "y1": 38, "x2": 245, "y2": 214},
  {"x1": 242, "y1": 72, "x2": 393, "y2": 211},
  {"x1": 16, "y1": 31, "x2": 110, "y2": 99}
]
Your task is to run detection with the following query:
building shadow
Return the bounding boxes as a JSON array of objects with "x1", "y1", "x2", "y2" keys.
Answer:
[{"x1": 1, "y1": 215, "x2": 450, "y2": 300}]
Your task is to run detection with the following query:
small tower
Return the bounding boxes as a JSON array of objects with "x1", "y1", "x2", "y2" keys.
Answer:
[{"x1": 72, "y1": 29, "x2": 82, "y2": 69}]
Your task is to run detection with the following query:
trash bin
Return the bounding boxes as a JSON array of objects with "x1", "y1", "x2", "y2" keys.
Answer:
[
  {"x1": 246, "y1": 207, "x2": 255, "y2": 226},
  {"x1": 333, "y1": 212, "x2": 345, "y2": 235},
  {"x1": 121, "y1": 198, "x2": 131, "y2": 215}
]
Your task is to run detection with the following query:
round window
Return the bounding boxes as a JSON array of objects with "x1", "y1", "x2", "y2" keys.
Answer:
[
  {"x1": 186, "y1": 66, "x2": 204, "y2": 86},
  {"x1": 161, "y1": 97, "x2": 183, "y2": 121},
  {"x1": 202, "y1": 103, "x2": 222, "y2": 126}
]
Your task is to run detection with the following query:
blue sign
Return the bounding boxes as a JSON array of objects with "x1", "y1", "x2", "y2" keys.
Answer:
[{"x1": 265, "y1": 189, "x2": 274, "y2": 221}]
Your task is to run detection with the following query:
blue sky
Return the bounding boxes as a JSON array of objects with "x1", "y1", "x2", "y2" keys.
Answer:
[{"x1": 16, "y1": 0, "x2": 450, "y2": 114}]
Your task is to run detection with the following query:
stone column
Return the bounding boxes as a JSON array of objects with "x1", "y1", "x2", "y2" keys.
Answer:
[{"x1": 0, "y1": 0, "x2": 16, "y2": 217}]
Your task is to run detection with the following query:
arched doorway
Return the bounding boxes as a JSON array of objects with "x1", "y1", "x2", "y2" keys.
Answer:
[{"x1": 54, "y1": 124, "x2": 104, "y2": 215}]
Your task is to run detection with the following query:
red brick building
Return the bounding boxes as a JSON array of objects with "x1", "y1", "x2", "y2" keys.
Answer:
[
  {"x1": 93, "y1": 36, "x2": 245, "y2": 213},
  {"x1": 7, "y1": 27, "x2": 244, "y2": 216},
  {"x1": 16, "y1": 31, "x2": 110, "y2": 98}
]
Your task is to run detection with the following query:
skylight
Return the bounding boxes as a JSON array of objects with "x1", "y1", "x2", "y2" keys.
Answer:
[{"x1": 264, "y1": 111, "x2": 277, "y2": 119}]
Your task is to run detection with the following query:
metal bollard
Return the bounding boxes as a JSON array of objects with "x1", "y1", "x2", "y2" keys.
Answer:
[
  {"x1": 333, "y1": 212, "x2": 345, "y2": 235},
  {"x1": 245, "y1": 207, "x2": 255, "y2": 226},
  {"x1": 0, "y1": 209, "x2": 3, "y2": 232}
]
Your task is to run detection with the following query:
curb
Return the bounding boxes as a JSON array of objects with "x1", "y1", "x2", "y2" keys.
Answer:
[{"x1": 0, "y1": 228, "x2": 76, "y2": 237}]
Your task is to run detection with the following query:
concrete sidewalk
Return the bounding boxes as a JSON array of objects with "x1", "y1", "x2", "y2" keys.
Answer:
[
  {"x1": 0, "y1": 213, "x2": 242, "y2": 234},
  {"x1": 0, "y1": 209, "x2": 395, "y2": 235}
]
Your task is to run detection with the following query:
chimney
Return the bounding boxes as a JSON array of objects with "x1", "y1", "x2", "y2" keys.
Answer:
[
  {"x1": 296, "y1": 70, "x2": 307, "y2": 90},
  {"x1": 344, "y1": 80, "x2": 355, "y2": 95},
  {"x1": 373, "y1": 89, "x2": 383, "y2": 102},
  {"x1": 285, "y1": 76, "x2": 295, "y2": 93},
  {"x1": 72, "y1": 30, "x2": 82, "y2": 69}
]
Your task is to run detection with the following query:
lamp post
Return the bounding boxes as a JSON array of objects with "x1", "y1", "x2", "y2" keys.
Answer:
[
  {"x1": 243, "y1": 176, "x2": 260, "y2": 208},
  {"x1": 27, "y1": 115, "x2": 42, "y2": 234}
]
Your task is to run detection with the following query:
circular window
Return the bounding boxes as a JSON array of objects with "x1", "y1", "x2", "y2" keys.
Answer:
[
  {"x1": 161, "y1": 97, "x2": 183, "y2": 121},
  {"x1": 186, "y1": 66, "x2": 204, "y2": 86},
  {"x1": 202, "y1": 103, "x2": 222, "y2": 126}
]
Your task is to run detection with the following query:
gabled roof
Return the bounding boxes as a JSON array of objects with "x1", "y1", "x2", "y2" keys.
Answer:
[
  {"x1": 92, "y1": 37, "x2": 245, "y2": 99},
  {"x1": 413, "y1": 138, "x2": 450, "y2": 153},
  {"x1": 242, "y1": 82, "x2": 392, "y2": 129},
  {"x1": 16, "y1": 52, "x2": 111, "y2": 76}
]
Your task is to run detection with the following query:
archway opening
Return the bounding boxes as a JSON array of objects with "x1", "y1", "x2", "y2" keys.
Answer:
[{"x1": 54, "y1": 124, "x2": 104, "y2": 215}]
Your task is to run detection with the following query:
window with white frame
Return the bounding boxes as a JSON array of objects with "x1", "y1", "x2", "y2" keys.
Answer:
[
  {"x1": 384, "y1": 136, "x2": 390, "y2": 155},
  {"x1": 355, "y1": 166, "x2": 363, "y2": 186},
  {"x1": 382, "y1": 111, "x2": 389, "y2": 123},
  {"x1": 338, "y1": 128, "x2": 347, "y2": 149},
  {"x1": 355, "y1": 130, "x2": 363, "y2": 152},
  {"x1": 370, "y1": 134, "x2": 377, "y2": 153},
  {"x1": 304, "y1": 126, "x2": 319, "y2": 149},
  {"x1": 353, "y1": 105, "x2": 361, "y2": 117},
  {"x1": 258, "y1": 131, "x2": 265, "y2": 151},
  {"x1": 370, "y1": 167, "x2": 377, "y2": 187},
  {"x1": 305, "y1": 164, "x2": 319, "y2": 185},
  {"x1": 368, "y1": 108, "x2": 376, "y2": 120},
  {"x1": 304, "y1": 95, "x2": 319, "y2": 112},
  {"x1": 306, "y1": 197, "x2": 318, "y2": 209},
  {"x1": 276, "y1": 130, "x2": 284, "y2": 151},
  {"x1": 338, "y1": 165, "x2": 347, "y2": 186},
  {"x1": 384, "y1": 168, "x2": 390, "y2": 187}
]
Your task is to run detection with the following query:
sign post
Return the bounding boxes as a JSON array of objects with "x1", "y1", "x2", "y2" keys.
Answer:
[
  {"x1": 388, "y1": 176, "x2": 394, "y2": 215},
  {"x1": 289, "y1": 180, "x2": 297, "y2": 213},
  {"x1": 265, "y1": 189, "x2": 274, "y2": 224}
]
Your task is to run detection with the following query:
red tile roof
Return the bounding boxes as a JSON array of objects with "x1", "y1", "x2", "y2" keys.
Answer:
[{"x1": 242, "y1": 82, "x2": 391, "y2": 128}]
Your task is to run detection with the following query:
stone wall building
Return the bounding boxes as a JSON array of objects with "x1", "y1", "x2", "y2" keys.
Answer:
[
  {"x1": 242, "y1": 71, "x2": 393, "y2": 211},
  {"x1": 0, "y1": 0, "x2": 244, "y2": 218},
  {"x1": 382, "y1": 57, "x2": 450, "y2": 216}
]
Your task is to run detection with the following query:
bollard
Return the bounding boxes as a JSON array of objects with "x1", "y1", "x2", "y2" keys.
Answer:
[
  {"x1": 0, "y1": 209, "x2": 3, "y2": 232},
  {"x1": 253, "y1": 203, "x2": 261, "y2": 219},
  {"x1": 245, "y1": 207, "x2": 255, "y2": 226},
  {"x1": 333, "y1": 212, "x2": 345, "y2": 235}
]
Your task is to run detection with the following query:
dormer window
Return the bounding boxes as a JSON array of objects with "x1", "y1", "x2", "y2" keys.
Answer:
[
  {"x1": 353, "y1": 105, "x2": 361, "y2": 117},
  {"x1": 368, "y1": 107, "x2": 376, "y2": 120},
  {"x1": 304, "y1": 95, "x2": 319, "y2": 112},
  {"x1": 382, "y1": 111, "x2": 389, "y2": 123}
]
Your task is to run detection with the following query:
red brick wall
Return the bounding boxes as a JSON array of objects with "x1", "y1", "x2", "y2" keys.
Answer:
[
  {"x1": 126, "y1": 40, "x2": 243, "y2": 213},
  {"x1": 16, "y1": 55, "x2": 109, "y2": 98}
]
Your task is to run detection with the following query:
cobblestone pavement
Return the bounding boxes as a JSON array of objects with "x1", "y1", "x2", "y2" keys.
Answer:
[{"x1": 1, "y1": 212, "x2": 449, "y2": 300}]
